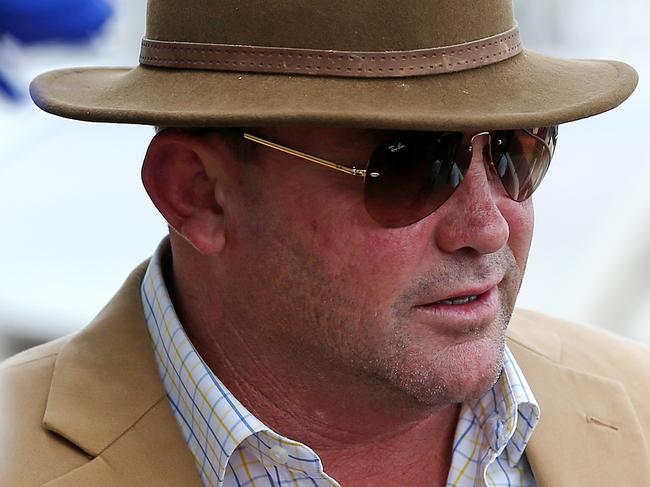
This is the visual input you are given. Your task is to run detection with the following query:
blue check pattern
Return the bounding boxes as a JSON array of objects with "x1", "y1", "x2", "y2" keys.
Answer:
[{"x1": 142, "y1": 239, "x2": 540, "y2": 486}]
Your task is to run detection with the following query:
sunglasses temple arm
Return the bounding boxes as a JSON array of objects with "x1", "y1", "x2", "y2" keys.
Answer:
[{"x1": 243, "y1": 133, "x2": 367, "y2": 177}]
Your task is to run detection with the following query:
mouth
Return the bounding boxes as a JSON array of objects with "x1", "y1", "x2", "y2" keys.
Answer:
[
  {"x1": 433, "y1": 294, "x2": 481, "y2": 306},
  {"x1": 421, "y1": 281, "x2": 499, "y2": 308},
  {"x1": 412, "y1": 283, "x2": 501, "y2": 331}
]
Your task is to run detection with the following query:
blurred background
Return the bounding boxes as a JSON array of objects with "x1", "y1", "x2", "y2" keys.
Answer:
[{"x1": 1, "y1": 0, "x2": 649, "y2": 359}]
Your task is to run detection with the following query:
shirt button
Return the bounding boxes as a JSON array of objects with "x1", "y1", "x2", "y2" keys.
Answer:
[{"x1": 269, "y1": 445, "x2": 289, "y2": 465}]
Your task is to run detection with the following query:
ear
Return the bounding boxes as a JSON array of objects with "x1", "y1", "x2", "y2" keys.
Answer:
[{"x1": 141, "y1": 129, "x2": 228, "y2": 255}]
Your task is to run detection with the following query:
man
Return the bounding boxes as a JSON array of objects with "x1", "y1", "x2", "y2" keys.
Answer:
[{"x1": 1, "y1": 0, "x2": 649, "y2": 486}]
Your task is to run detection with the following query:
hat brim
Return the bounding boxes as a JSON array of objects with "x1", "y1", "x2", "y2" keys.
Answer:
[{"x1": 30, "y1": 49, "x2": 638, "y2": 131}]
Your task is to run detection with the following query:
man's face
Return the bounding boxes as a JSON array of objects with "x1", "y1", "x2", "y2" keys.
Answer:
[{"x1": 218, "y1": 126, "x2": 534, "y2": 406}]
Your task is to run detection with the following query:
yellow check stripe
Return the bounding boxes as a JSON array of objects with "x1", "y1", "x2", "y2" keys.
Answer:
[
  {"x1": 451, "y1": 425, "x2": 481, "y2": 484},
  {"x1": 154, "y1": 291, "x2": 229, "y2": 463},
  {"x1": 288, "y1": 468, "x2": 300, "y2": 487},
  {"x1": 147, "y1": 329, "x2": 214, "y2": 452},
  {"x1": 237, "y1": 446, "x2": 256, "y2": 485},
  {"x1": 158, "y1": 296, "x2": 247, "y2": 450}
]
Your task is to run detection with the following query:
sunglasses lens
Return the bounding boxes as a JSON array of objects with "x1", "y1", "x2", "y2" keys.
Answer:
[
  {"x1": 491, "y1": 126, "x2": 558, "y2": 201},
  {"x1": 363, "y1": 126, "x2": 558, "y2": 228},
  {"x1": 364, "y1": 133, "x2": 468, "y2": 227}
]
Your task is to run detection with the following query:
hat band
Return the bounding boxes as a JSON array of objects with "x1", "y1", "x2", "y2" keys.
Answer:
[{"x1": 139, "y1": 26, "x2": 522, "y2": 78}]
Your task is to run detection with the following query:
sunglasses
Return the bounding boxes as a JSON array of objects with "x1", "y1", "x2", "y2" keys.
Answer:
[{"x1": 243, "y1": 126, "x2": 558, "y2": 227}]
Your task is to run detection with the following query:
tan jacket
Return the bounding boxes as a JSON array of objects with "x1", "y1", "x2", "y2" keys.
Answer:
[{"x1": 2, "y1": 264, "x2": 650, "y2": 486}]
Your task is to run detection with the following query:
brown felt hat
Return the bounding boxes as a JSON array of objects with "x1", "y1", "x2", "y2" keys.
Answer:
[{"x1": 30, "y1": 0, "x2": 638, "y2": 131}]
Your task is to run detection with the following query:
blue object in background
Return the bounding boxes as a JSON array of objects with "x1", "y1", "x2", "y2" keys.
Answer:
[
  {"x1": 0, "y1": 69, "x2": 21, "y2": 100},
  {"x1": 0, "y1": 0, "x2": 112, "y2": 43},
  {"x1": 0, "y1": 0, "x2": 113, "y2": 100}
]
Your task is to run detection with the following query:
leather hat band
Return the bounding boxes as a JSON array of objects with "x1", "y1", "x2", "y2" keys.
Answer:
[{"x1": 139, "y1": 26, "x2": 522, "y2": 78}]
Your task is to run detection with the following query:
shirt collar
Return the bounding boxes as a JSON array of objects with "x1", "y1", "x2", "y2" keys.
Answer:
[{"x1": 468, "y1": 345, "x2": 540, "y2": 467}]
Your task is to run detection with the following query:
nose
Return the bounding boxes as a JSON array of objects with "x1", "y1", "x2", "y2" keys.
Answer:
[{"x1": 433, "y1": 133, "x2": 510, "y2": 255}]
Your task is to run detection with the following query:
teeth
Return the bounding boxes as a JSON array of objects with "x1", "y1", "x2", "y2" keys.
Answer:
[{"x1": 436, "y1": 295, "x2": 479, "y2": 305}]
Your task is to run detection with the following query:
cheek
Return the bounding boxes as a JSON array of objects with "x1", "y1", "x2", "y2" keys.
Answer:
[
  {"x1": 306, "y1": 212, "x2": 429, "y2": 301},
  {"x1": 501, "y1": 198, "x2": 534, "y2": 267},
  {"x1": 241, "y1": 164, "x2": 428, "y2": 303}
]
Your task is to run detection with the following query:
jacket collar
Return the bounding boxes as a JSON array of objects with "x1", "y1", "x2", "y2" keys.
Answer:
[
  {"x1": 40, "y1": 264, "x2": 650, "y2": 486},
  {"x1": 42, "y1": 262, "x2": 201, "y2": 486}
]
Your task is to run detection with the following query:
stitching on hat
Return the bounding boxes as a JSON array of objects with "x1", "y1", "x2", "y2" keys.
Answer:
[
  {"x1": 139, "y1": 46, "x2": 519, "y2": 73},
  {"x1": 140, "y1": 44, "x2": 520, "y2": 70}
]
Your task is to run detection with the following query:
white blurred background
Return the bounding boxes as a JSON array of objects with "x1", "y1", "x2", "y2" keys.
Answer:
[{"x1": 1, "y1": 0, "x2": 649, "y2": 358}]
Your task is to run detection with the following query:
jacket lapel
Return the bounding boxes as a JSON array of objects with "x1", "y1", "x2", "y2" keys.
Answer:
[
  {"x1": 508, "y1": 314, "x2": 650, "y2": 487},
  {"x1": 41, "y1": 263, "x2": 201, "y2": 486},
  {"x1": 43, "y1": 398, "x2": 201, "y2": 487}
]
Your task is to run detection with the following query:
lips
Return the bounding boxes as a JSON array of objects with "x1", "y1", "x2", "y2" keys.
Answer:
[{"x1": 412, "y1": 284, "x2": 501, "y2": 334}]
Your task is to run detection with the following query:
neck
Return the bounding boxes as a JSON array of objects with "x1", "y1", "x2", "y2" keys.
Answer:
[{"x1": 167, "y1": 251, "x2": 460, "y2": 485}]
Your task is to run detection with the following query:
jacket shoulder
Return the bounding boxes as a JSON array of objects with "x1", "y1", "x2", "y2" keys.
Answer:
[
  {"x1": 1, "y1": 334, "x2": 67, "y2": 367},
  {"x1": 510, "y1": 308, "x2": 650, "y2": 379},
  {"x1": 0, "y1": 337, "x2": 90, "y2": 486}
]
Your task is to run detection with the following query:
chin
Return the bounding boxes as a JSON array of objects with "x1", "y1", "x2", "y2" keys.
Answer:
[{"x1": 382, "y1": 334, "x2": 506, "y2": 407}]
